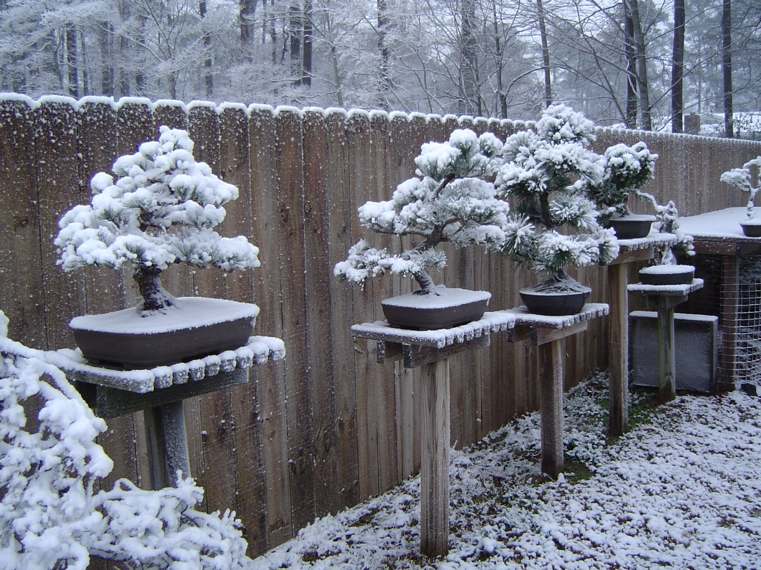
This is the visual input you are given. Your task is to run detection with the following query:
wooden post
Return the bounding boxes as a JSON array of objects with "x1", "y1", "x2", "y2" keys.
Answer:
[
  {"x1": 607, "y1": 263, "x2": 629, "y2": 436},
  {"x1": 144, "y1": 401, "x2": 191, "y2": 489},
  {"x1": 719, "y1": 255, "x2": 739, "y2": 391},
  {"x1": 656, "y1": 301, "x2": 676, "y2": 402},
  {"x1": 419, "y1": 358, "x2": 450, "y2": 557},
  {"x1": 539, "y1": 339, "x2": 564, "y2": 477}
]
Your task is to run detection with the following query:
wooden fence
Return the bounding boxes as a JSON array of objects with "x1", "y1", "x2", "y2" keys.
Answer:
[{"x1": 1, "y1": 93, "x2": 760, "y2": 558}]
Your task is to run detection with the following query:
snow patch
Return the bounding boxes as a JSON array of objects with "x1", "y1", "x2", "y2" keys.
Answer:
[{"x1": 381, "y1": 287, "x2": 490, "y2": 309}]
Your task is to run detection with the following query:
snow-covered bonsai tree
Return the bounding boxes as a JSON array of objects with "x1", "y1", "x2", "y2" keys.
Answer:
[
  {"x1": 495, "y1": 104, "x2": 619, "y2": 301},
  {"x1": 0, "y1": 311, "x2": 250, "y2": 568},
  {"x1": 589, "y1": 141, "x2": 658, "y2": 224},
  {"x1": 721, "y1": 156, "x2": 761, "y2": 222},
  {"x1": 55, "y1": 126, "x2": 260, "y2": 313},
  {"x1": 334, "y1": 129, "x2": 511, "y2": 327},
  {"x1": 635, "y1": 190, "x2": 695, "y2": 264}
]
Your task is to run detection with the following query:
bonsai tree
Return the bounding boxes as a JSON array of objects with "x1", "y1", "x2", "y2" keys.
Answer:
[
  {"x1": 635, "y1": 190, "x2": 695, "y2": 264},
  {"x1": 720, "y1": 156, "x2": 761, "y2": 221},
  {"x1": 335, "y1": 128, "x2": 511, "y2": 296},
  {"x1": 55, "y1": 126, "x2": 260, "y2": 313},
  {"x1": 589, "y1": 141, "x2": 658, "y2": 223},
  {"x1": 495, "y1": 104, "x2": 619, "y2": 295}
]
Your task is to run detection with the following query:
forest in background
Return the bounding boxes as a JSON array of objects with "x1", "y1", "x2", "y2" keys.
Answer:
[{"x1": 0, "y1": 0, "x2": 759, "y2": 136}]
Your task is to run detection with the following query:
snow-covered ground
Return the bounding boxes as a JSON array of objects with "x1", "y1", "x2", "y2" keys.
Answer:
[{"x1": 252, "y1": 373, "x2": 761, "y2": 569}]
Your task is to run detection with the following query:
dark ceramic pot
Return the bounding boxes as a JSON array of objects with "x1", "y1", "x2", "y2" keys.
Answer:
[
  {"x1": 519, "y1": 288, "x2": 590, "y2": 316},
  {"x1": 70, "y1": 297, "x2": 258, "y2": 369},
  {"x1": 608, "y1": 215, "x2": 655, "y2": 239},
  {"x1": 739, "y1": 222, "x2": 761, "y2": 237},
  {"x1": 381, "y1": 288, "x2": 490, "y2": 330},
  {"x1": 638, "y1": 265, "x2": 695, "y2": 286}
]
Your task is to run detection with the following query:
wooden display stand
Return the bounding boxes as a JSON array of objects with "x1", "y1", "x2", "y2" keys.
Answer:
[
  {"x1": 607, "y1": 233, "x2": 677, "y2": 436},
  {"x1": 351, "y1": 304, "x2": 609, "y2": 556},
  {"x1": 49, "y1": 336, "x2": 285, "y2": 489},
  {"x1": 505, "y1": 303, "x2": 609, "y2": 476},
  {"x1": 628, "y1": 279, "x2": 704, "y2": 402},
  {"x1": 352, "y1": 313, "x2": 516, "y2": 557}
]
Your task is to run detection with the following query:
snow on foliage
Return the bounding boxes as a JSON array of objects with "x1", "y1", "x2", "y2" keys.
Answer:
[
  {"x1": 0, "y1": 313, "x2": 250, "y2": 569},
  {"x1": 720, "y1": 156, "x2": 761, "y2": 220},
  {"x1": 334, "y1": 128, "x2": 511, "y2": 294},
  {"x1": 591, "y1": 142, "x2": 658, "y2": 220},
  {"x1": 495, "y1": 105, "x2": 621, "y2": 290},
  {"x1": 55, "y1": 126, "x2": 260, "y2": 312}
]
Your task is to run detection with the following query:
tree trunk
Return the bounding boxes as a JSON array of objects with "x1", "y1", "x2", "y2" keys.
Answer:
[
  {"x1": 269, "y1": 0, "x2": 277, "y2": 63},
  {"x1": 200, "y1": 0, "x2": 213, "y2": 97},
  {"x1": 377, "y1": 0, "x2": 392, "y2": 110},
  {"x1": 536, "y1": 0, "x2": 552, "y2": 108},
  {"x1": 722, "y1": 0, "x2": 734, "y2": 138},
  {"x1": 79, "y1": 29, "x2": 90, "y2": 95},
  {"x1": 492, "y1": 0, "x2": 507, "y2": 118},
  {"x1": 98, "y1": 22, "x2": 114, "y2": 96},
  {"x1": 240, "y1": 0, "x2": 257, "y2": 50},
  {"x1": 135, "y1": 267, "x2": 174, "y2": 312},
  {"x1": 624, "y1": 0, "x2": 638, "y2": 128},
  {"x1": 671, "y1": 0, "x2": 685, "y2": 133},
  {"x1": 302, "y1": 0, "x2": 313, "y2": 87},
  {"x1": 289, "y1": 2, "x2": 302, "y2": 84},
  {"x1": 118, "y1": 1, "x2": 130, "y2": 96},
  {"x1": 135, "y1": 12, "x2": 147, "y2": 95},
  {"x1": 413, "y1": 269, "x2": 436, "y2": 294},
  {"x1": 459, "y1": 0, "x2": 480, "y2": 115},
  {"x1": 629, "y1": 0, "x2": 651, "y2": 130},
  {"x1": 65, "y1": 24, "x2": 79, "y2": 97}
]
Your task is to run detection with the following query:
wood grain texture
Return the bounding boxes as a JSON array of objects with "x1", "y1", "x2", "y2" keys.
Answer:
[
  {"x1": 657, "y1": 303, "x2": 677, "y2": 403},
  {"x1": 539, "y1": 339, "x2": 564, "y2": 477}
]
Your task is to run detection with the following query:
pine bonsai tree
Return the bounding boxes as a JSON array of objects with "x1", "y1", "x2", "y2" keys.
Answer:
[
  {"x1": 55, "y1": 126, "x2": 260, "y2": 312},
  {"x1": 721, "y1": 156, "x2": 761, "y2": 221},
  {"x1": 334, "y1": 129, "x2": 511, "y2": 295},
  {"x1": 495, "y1": 104, "x2": 619, "y2": 293},
  {"x1": 635, "y1": 190, "x2": 695, "y2": 264},
  {"x1": 589, "y1": 141, "x2": 658, "y2": 223}
]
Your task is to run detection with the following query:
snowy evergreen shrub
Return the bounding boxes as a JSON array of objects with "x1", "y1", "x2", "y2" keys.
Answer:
[
  {"x1": 495, "y1": 104, "x2": 619, "y2": 292},
  {"x1": 55, "y1": 127, "x2": 260, "y2": 312},
  {"x1": 589, "y1": 141, "x2": 658, "y2": 221},
  {"x1": 720, "y1": 156, "x2": 761, "y2": 220},
  {"x1": 0, "y1": 312, "x2": 250, "y2": 569},
  {"x1": 334, "y1": 129, "x2": 511, "y2": 294}
]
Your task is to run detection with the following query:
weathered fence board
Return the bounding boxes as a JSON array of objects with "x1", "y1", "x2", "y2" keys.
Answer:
[{"x1": 2, "y1": 94, "x2": 761, "y2": 562}]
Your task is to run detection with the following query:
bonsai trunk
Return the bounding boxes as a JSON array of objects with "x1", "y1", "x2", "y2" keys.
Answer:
[
  {"x1": 413, "y1": 268, "x2": 436, "y2": 294},
  {"x1": 134, "y1": 266, "x2": 175, "y2": 312},
  {"x1": 535, "y1": 269, "x2": 588, "y2": 293}
]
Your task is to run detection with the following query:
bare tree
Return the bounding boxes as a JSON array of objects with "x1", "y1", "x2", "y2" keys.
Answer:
[
  {"x1": 303, "y1": 0, "x2": 313, "y2": 86},
  {"x1": 459, "y1": 0, "x2": 480, "y2": 115},
  {"x1": 722, "y1": 0, "x2": 734, "y2": 137},
  {"x1": 623, "y1": 0, "x2": 637, "y2": 127},
  {"x1": 536, "y1": 0, "x2": 552, "y2": 107},
  {"x1": 671, "y1": 0, "x2": 685, "y2": 132},
  {"x1": 66, "y1": 23, "x2": 79, "y2": 97},
  {"x1": 240, "y1": 0, "x2": 257, "y2": 50},
  {"x1": 628, "y1": 0, "x2": 651, "y2": 129},
  {"x1": 200, "y1": 0, "x2": 213, "y2": 97}
]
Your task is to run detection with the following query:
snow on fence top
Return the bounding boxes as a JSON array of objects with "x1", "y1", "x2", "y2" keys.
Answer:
[{"x1": 4, "y1": 92, "x2": 761, "y2": 147}]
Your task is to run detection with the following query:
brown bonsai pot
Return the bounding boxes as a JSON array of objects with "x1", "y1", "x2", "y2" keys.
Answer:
[
  {"x1": 739, "y1": 221, "x2": 761, "y2": 237},
  {"x1": 381, "y1": 287, "x2": 490, "y2": 330},
  {"x1": 70, "y1": 297, "x2": 259, "y2": 369},
  {"x1": 608, "y1": 214, "x2": 656, "y2": 240},
  {"x1": 638, "y1": 264, "x2": 695, "y2": 286},
  {"x1": 519, "y1": 287, "x2": 591, "y2": 316}
]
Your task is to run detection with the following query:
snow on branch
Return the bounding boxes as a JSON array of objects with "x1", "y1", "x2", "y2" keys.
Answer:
[
  {"x1": 721, "y1": 156, "x2": 761, "y2": 220},
  {"x1": 335, "y1": 129, "x2": 511, "y2": 294},
  {"x1": 0, "y1": 312, "x2": 250, "y2": 569},
  {"x1": 635, "y1": 190, "x2": 695, "y2": 264}
]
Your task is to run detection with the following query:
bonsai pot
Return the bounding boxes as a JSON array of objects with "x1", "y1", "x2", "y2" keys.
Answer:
[
  {"x1": 608, "y1": 214, "x2": 656, "y2": 240},
  {"x1": 739, "y1": 220, "x2": 761, "y2": 237},
  {"x1": 519, "y1": 287, "x2": 591, "y2": 316},
  {"x1": 638, "y1": 264, "x2": 695, "y2": 286},
  {"x1": 70, "y1": 297, "x2": 259, "y2": 369},
  {"x1": 381, "y1": 286, "x2": 490, "y2": 330}
]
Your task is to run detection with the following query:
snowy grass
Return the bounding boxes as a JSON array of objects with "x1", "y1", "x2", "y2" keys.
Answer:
[{"x1": 252, "y1": 373, "x2": 761, "y2": 569}]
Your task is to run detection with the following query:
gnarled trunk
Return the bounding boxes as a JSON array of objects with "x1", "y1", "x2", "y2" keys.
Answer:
[{"x1": 134, "y1": 266, "x2": 175, "y2": 311}]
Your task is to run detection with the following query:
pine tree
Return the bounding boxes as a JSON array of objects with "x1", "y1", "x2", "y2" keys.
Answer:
[{"x1": 55, "y1": 127, "x2": 260, "y2": 312}]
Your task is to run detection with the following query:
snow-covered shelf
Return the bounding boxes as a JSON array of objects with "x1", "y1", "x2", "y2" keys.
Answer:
[
  {"x1": 47, "y1": 336, "x2": 286, "y2": 394},
  {"x1": 616, "y1": 232, "x2": 677, "y2": 252},
  {"x1": 680, "y1": 208, "x2": 761, "y2": 240},
  {"x1": 627, "y1": 278, "x2": 704, "y2": 297},
  {"x1": 502, "y1": 303, "x2": 610, "y2": 330},
  {"x1": 351, "y1": 311, "x2": 517, "y2": 350}
]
